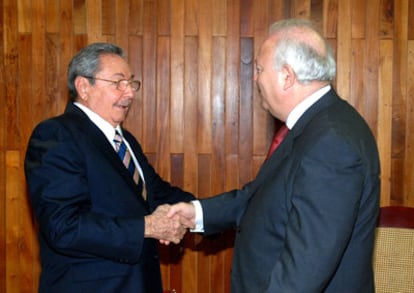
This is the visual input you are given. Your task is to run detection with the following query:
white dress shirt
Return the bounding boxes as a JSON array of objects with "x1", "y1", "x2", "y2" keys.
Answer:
[{"x1": 74, "y1": 102, "x2": 145, "y2": 182}]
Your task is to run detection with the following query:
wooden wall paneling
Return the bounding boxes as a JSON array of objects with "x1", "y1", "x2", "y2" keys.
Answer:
[
  {"x1": 182, "y1": 36, "x2": 198, "y2": 293},
  {"x1": 166, "y1": 154, "x2": 186, "y2": 291},
  {"x1": 4, "y1": 0, "x2": 19, "y2": 150},
  {"x1": 197, "y1": 0, "x2": 212, "y2": 154},
  {"x1": 32, "y1": 0, "x2": 48, "y2": 121},
  {"x1": 351, "y1": 0, "x2": 365, "y2": 39},
  {"x1": 211, "y1": 36, "x2": 227, "y2": 293},
  {"x1": 58, "y1": 0, "x2": 75, "y2": 115},
  {"x1": 45, "y1": 34, "x2": 60, "y2": 121},
  {"x1": 17, "y1": 0, "x2": 31, "y2": 33},
  {"x1": 269, "y1": 0, "x2": 290, "y2": 23},
  {"x1": 336, "y1": 0, "x2": 352, "y2": 101},
  {"x1": 156, "y1": 36, "x2": 171, "y2": 177},
  {"x1": 405, "y1": 41, "x2": 414, "y2": 206},
  {"x1": 311, "y1": 0, "x2": 324, "y2": 31},
  {"x1": 212, "y1": 0, "x2": 227, "y2": 37},
  {"x1": 142, "y1": 0, "x2": 157, "y2": 152},
  {"x1": 86, "y1": 0, "x2": 102, "y2": 43},
  {"x1": 4, "y1": 0, "x2": 414, "y2": 292},
  {"x1": 157, "y1": 0, "x2": 171, "y2": 36},
  {"x1": 46, "y1": 0, "x2": 59, "y2": 33},
  {"x1": 196, "y1": 154, "x2": 211, "y2": 293},
  {"x1": 240, "y1": 0, "x2": 253, "y2": 37},
  {"x1": 378, "y1": 40, "x2": 393, "y2": 206},
  {"x1": 225, "y1": 0, "x2": 240, "y2": 156},
  {"x1": 170, "y1": 0, "x2": 185, "y2": 153},
  {"x1": 362, "y1": 0, "x2": 379, "y2": 134},
  {"x1": 124, "y1": 36, "x2": 143, "y2": 140},
  {"x1": 0, "y1": 16, "x2": 4, "y2": 290},
  {"x1": 184, "y1": 0, "x2": 198, "y2": 36},
  {"x1": 380, "y1": 0, "x2": 394, "y2": 39},
  {"x1": 350, "y1": 40, "x2": 365, "y2": 115},
  {"x1": 129, "y1": 0, "x2": 143, "y2": 35},
  {"x1": 0, "y1": 75, "x2": 4, "y2": 293},
  {"x1": 291, "y1": 0, "x2": 311, "y2": 18},
  {"x1": 18, "y1": 34, "x2": 33, "y2": 147},
  {"x1": 74, "y1": 0, "x2": 87, "y2": 35},
  {"x1": 5, "y1": 151, "x2": 35, "y2": 293},
  {"x1": 409, "y1": 1, "x2": 414, "y2": 40},
  {"x1": 102, "y1": 0, "x2": 115, "y2": 36},
  {"x1": 239, "y1": 37, "x2": 253, "y2": 184},
  {"x1": 391, "y1": 0, "x2": 409, "y2": 204},
  {"x1": 322, "y1": 0, "x2": 337, "y2": 39},
  {"x1": 211, "y1": 36, "x2": 226, "y2": 195}
]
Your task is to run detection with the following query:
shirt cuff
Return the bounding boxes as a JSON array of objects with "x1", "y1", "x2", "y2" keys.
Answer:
[{"x1": 190, "y1": 200, "x2": 204, "y2": 233}]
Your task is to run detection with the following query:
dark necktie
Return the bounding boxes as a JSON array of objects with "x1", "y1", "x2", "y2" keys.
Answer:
[
  {"x1": 114, "y1": 131, "x2": 146, "y2": 200},
  {"x1": 266, "y1": 124, "x2": 289, "y2": 160}
]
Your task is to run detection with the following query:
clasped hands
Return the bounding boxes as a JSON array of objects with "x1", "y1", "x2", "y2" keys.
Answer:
[{"x1": 144, "y1": 202, "x2": 195, "y2": 245}]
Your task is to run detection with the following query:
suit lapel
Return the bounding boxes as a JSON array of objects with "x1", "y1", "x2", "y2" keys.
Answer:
[
  {"x1": 62, "y1": 103, "x2": 143, "y2": 195},
  {"x1": 259, "y1": 89, "x2": 340, "y2": 176}
]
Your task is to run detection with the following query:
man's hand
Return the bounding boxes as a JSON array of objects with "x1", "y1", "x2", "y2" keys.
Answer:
[
  {"x1": 144, "y1": 204, "x2": 186, "y2": 245},
  {"x1": 167, "y1": 202, "x2": 196, "y2": 229}
]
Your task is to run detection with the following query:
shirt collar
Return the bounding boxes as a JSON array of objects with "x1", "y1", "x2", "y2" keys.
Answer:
[
  {"x1": 74, "y1": 102, "x2": 122, "y2": 146},
  {"x1": 285, "y1": 85, "x2": 331, "y2": 129}
]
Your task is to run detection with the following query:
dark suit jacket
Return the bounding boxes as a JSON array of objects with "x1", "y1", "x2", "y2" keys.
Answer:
[
  {"x1": 25, "y1": 102, "x2": 194, "y2": 293},
  {"x1": 201, "y1": 89, "x2": 380, "y2": 293}
]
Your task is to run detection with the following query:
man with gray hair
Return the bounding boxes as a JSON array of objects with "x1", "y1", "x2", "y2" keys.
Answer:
[
  {"x1": 169, "y1": 18, "x2": 380, "y2": 292},
  {"x1": 25, "y1": 42, "x2": 194, "y2": 293}
]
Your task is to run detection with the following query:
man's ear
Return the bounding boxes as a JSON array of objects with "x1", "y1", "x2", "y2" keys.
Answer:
[
  {"x1": 74, "y1": 76, "x2": 90, "y2": 100},
  {"x1": 281, "y1": 64, "x2": 296, "y2": 91}
]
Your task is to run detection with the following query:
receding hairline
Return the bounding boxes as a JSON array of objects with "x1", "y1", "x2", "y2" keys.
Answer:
[{"x1": 268, "y1": 19, "x2": 327, "y2": 57}]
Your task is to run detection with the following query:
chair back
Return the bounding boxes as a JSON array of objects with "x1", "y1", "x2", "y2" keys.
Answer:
[{"x1": 373, "y1": 206, "x2": 414, "y2": 293}]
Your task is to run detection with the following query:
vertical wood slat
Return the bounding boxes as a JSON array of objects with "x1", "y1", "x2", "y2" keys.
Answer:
[
  {"x1": 405, "y1": 41, "x2": 414, "y2": 206},
  {"x1": 142, "y1": 0, "x2": 157, "y2": 152},
  {"x1": 156, "y1": 36, "x2": 171, "y2": 178},
  {"x1": 124, "y1": 36, "x2": 143, "y2": 141},
  {"x1": 73, "y1": 0, "x2": 87, "y2": 34},
  {"x1": 182, "y1": 36, "x2": 198, "y2": 293},
  {"x1": 225, "y1": 0, "x2": 240, "y2": 156},
  {"x1": 336, "y1": 0, "x2": 352, "y2": 102},
  {"x1": 391, "y1": 0, "x2": 409, "y2": 204},
  {"x1": 32, "y1": 0, "x2": 48, "y2": 122},
  {"x1": 6, "y1": 151, "x2": 38, "y2": 293},
  {"x1": 362, "y1": 0, "x2": 380, "y2": 134},
  {"x1": 197, "y1": 0, "x2": 212, "y2": 154},
  {"x1": 239, "y1": 37, "x2": 254, "y2": 184},
  {"x1": 378, "y1": 40, "x2": 393, "y2": 206},
  {"x1": 170, "y1": 0, "x2": 185, "y2": 153},
  {"x1": 86, "y1": 0, "x2": 102, "y2": 42}
]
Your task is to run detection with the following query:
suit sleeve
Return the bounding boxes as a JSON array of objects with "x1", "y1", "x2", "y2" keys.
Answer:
[
  {"x1": 265, "y1": 133, "x2": 366, "y2": 292},
  {"x1": 200, "y1": 181, "x2": 259, "y2": 235},
  {"x1": 25, "y1": 120, "x2": 147, "y2": 263}
]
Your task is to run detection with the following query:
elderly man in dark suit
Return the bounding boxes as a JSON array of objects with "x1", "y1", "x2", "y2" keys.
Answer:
[
  {"x1": 169, "y1": 18, "x2": 380, "y2": 293},
  {"x1": 25, "y1": 43, "x2": 194, "y2": 293}
]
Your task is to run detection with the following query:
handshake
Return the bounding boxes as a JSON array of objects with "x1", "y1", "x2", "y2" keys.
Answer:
[{"x1": 144, "y1": 202, "x2": 196, "y2": 245}]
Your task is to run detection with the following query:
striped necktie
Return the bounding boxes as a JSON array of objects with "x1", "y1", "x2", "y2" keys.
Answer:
[{"x1": 113, "y1": 131, "x2": 146, "y2": 200}]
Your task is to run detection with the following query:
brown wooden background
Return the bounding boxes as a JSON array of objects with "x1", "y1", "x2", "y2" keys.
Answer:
[{"x1": 1, "y1": 0, "x2": 414, "y2": 292}]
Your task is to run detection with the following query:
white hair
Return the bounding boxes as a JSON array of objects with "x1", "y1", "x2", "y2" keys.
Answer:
[{"x1": 269, "y1": 18, "x2": 336, "y2": 84}]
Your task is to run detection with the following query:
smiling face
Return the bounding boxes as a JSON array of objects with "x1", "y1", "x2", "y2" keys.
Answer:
[{"x1": 75, "y1": 54, "x2": 136, "y2": 127}]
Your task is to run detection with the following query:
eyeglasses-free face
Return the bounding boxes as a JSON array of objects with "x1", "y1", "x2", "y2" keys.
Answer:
[{"x1": 83, "y1": 76, "x2": 141, "y2": 92}]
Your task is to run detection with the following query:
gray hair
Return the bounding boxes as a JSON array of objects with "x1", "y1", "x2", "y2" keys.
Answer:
[
  {"x1": 269, "y1": 18, "x2": 336, "y2": 84},
  {"x1": 67, "y1": 43, "x2": 124, "y2": 101}
]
